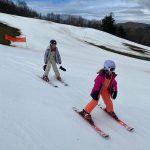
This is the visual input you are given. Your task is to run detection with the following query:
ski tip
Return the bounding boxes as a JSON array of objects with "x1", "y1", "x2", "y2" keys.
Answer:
[
  {"x1": 103, "y1": 134, "x2": 109, "y2": 138},
  {"x1": 54, "y1": 85, "x2": 58, "y2": 88},
  {"x1": 127, "y1": 127, "x2": 134, "y2": 132},
  {"x1": 98, "y1": 105, "x2": 103, "y2": 109},
  {"x1": 73, "y1": 107, "x2": 77, "y2": 111}
]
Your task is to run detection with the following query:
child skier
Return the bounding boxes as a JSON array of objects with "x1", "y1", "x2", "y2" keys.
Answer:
[
  {"x1": 80, "y1": 60, "x2": 118, "y2": 124},
  {"x1": 42, "y1": 40, "x2": 62, "y2": 82}
]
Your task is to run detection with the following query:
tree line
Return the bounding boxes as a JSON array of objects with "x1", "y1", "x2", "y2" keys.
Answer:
[
  {"x1": 0, "y1": 0, "x2": 125, "y2": 37},
  {"x1": 1, "y1": 0, "x2": 150, "y2": 47},
  {"x1": 0, "y1": 0, "x2": 40, "y2": 18}
]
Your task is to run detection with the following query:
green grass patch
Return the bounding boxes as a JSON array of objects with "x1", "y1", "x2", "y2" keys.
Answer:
[{"x1": 0, "y1": 22, "x2": 21, "y2": 45}]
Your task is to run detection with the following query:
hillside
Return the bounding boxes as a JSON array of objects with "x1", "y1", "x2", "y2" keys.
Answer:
[
  {"x1": 119, "y1": 22, "x2": 150, "y2": 29},
  {"x1": 118, "y1": 22, "x2": 150, "y2": 47},
  {"x1": 0, "y1": 13, "x2": 150, "y2": 150}
]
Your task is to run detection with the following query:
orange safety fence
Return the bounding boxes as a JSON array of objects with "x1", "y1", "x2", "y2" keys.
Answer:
[{"x1": 4, "y1": 34, "x2": 26, "y2": 42}]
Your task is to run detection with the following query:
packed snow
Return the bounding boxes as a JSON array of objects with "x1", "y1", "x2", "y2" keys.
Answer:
[{"x1": 0, "y1": 13, "x2": 150, "y2": 150}]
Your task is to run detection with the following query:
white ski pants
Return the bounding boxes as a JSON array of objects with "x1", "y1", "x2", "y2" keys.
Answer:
[{"x1": 44, "y1": 56, "x2": 60, "y2": 77}]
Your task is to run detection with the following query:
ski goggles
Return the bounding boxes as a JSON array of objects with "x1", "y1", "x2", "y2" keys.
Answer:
[
  {"x1": 109, "y1": 67, "x2": 115, "y2": 71},
  {"x1": 105, "y1": 67, "x2": 115, "y2": 72}
]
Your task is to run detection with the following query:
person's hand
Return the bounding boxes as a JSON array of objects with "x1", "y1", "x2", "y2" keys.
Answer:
[
  {"x1": 59, "y1": 66, "x2": 66, "y2": 71},
  {"x1": 111, "y1": 91, "x2": 117, "y2": 99},
  {"x1": 90, "y1": 91, "x2": 99, "y2": 100}
]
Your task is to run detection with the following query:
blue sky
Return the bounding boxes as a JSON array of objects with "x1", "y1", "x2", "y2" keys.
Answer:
[{"x1": 12, "y1": 0, "x2": 150, "y2": 23}]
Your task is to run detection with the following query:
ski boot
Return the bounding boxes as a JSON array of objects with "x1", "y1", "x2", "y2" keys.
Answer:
[
  {"x1": 80, "y1": 109, "x2": 94, "y2": 125},
  {"x1": 104, "y1": 108, "x2": 118, "y2": 120},
  {"x1": 109, "y1": 111, "x2": 118, "y2": 120},
  {"x1": 42, "y1": 75, "x2": 49, "y2": 82},
  {"x1": 56, "y1": 76, "x2": 62, "y2": 81}
]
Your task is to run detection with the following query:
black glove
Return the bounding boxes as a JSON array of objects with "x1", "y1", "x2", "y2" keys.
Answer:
[
  {"x1": 43, "y1": 64, "x2": 47, "y2": 71},
  {"x1": 90, "y1": 91, "x2": 99, "y2": 100},
  {"x1": 59, "y1": 66, "x2": 66, "y2": 71},
  {"x1": 111, "y1": 91, "x2": 117, "y2": 99}
]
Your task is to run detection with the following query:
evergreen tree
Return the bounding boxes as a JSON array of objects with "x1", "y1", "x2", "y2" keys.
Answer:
[{"x1": 101, "y1": 12, "x2": 116, "y2": 35}]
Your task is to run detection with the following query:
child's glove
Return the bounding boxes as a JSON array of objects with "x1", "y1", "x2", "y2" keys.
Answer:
[
  {"x1": 43, "y1": 64, "x2": 47, "y2": 71},
  {"x1": 111, "y1": 91, "x2": 117, "y2": 99},
  {"x1": 59, "y1": 66, "x2": 66, "y2": 71},
  {"x1": 90, "y1": 91, "x2": 99, "y2": 100}
]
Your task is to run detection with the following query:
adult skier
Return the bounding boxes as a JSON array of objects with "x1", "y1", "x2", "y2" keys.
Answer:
[
  {"x1": 42, "y1": 40, "x2": 62, "y2": 82},
  {"x1": 80, "y1": 60, "x2": 118, "y2": 124}
]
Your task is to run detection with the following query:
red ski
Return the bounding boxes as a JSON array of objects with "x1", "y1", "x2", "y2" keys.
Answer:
[
  {"x1": 98, "y1": 105, "x2": 134, "y2": 132},
  {"x1": 73, "y1": 107, "x2": 109, "y2": 138}
]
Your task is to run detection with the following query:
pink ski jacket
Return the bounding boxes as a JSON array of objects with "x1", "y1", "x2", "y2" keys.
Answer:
[{"x1": 91, "y1": 70, "x2": 117, "y2": 98}]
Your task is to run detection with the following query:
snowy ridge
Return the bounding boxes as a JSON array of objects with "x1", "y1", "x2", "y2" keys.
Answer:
[{"x1": 0, "y1": 13, "x2": 150, "y2": 150}]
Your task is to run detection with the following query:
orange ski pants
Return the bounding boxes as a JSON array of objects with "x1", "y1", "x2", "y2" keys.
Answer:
[{"x1": 85, "y1": 78, "x2": 113, "y2": 113}]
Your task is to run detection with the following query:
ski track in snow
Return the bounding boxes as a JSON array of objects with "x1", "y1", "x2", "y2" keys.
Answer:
[{"x1": 0, "y1": 13, "x2": 150, "y2": 150}]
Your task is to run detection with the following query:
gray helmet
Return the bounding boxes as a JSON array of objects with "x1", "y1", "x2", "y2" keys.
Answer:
[
  {"x1": 50, "y1": 39, "x2": 57, "y2": 45},
  {"x1": 104, "y1": 60, "x2": 116, "y2": 71}
]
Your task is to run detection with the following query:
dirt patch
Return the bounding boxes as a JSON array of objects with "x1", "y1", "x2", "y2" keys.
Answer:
[
  {"x1": 123, "y1": 43, "x2": 150, "y2": 55},
  {"x1": 85, "y1": 41, "x2": 150, "y2": 61},
  {"x1": 0, "y1": 22, "x2": 21, "y2": 45}
]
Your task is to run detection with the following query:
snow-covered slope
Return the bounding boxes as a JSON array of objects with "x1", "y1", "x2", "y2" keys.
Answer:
[{"x1": 0, "y1": 13, "x2": 150, "y2": 150}]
